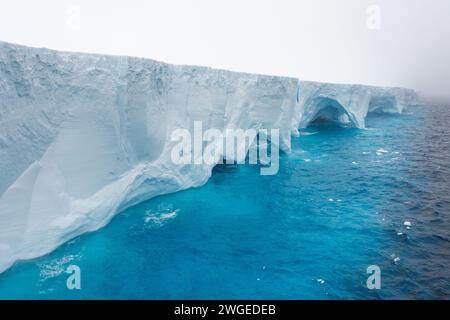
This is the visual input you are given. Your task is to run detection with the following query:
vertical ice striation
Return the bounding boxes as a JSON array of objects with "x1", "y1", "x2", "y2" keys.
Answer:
[{"x1": 0, "y1": 41, "x2": 419, "y2": 272}]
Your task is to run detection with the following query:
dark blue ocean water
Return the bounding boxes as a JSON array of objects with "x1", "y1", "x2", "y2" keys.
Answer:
[{"x1": 1, "y1": 105, "x2": 449, "y2": 299}]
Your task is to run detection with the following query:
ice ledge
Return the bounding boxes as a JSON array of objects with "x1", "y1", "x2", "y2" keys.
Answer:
[{"x1": 0, "y1": 41, "x2": 419, "y2": 273}]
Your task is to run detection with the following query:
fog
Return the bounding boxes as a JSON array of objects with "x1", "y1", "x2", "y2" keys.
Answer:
[{"x1": 1, "y1": 0, "x2": 449, "y2": 101}]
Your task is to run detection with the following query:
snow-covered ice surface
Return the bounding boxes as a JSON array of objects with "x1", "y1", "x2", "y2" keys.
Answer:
[{"x1": 0, "y1": 41, "x2": 418, "y2": 273}]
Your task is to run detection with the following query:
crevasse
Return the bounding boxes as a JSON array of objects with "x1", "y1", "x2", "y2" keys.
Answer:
[{"x1": 0, "y1": 41, "x2": 418, "y2": 273}]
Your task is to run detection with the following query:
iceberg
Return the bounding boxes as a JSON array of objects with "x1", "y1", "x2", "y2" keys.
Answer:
[{"x1": 0, "y1": 41, "x2": 419, "y2": 273}]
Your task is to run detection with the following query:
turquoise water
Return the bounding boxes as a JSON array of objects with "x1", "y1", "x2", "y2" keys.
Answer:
[{"x1": 1, "y1": 105, "x2": 449, "y2": 299}]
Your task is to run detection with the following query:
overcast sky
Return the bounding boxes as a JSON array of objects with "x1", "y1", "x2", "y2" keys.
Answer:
[{"x1": 1, "y1": 0, "x2": 449, "y2": 100}]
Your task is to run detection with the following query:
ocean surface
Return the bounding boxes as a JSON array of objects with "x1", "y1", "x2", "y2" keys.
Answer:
[{"x1": 0, "y1": 104, "x2": 449, "y2": 299}]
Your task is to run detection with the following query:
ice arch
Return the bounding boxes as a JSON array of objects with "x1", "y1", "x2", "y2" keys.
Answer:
[
  {"x1": 299, "y1": 97, "x2": 359, "y2": 128},
  {"x1": 369, "y1": 95, "x2": 398, "y2": 113},
  {"x1": 0, "y1": 41, "x2": 418, "y2": 273}
]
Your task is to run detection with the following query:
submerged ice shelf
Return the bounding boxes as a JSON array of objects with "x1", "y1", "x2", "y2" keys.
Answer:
[{"x1": 0, "y1": 41, "x2": 418, "y2": 273}]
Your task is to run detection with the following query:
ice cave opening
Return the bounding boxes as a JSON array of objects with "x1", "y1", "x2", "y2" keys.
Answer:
[
  {"x1": 369, "y1": 95, "x2": 397, "y2": 113},
  {"x1": 306, "y1": 97, "x2": 356, "y2": 128}
]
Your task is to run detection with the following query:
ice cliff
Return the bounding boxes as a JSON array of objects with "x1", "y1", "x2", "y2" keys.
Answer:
[{"x1": 0, "y1": 41, "x2": 418, "y2": 272}]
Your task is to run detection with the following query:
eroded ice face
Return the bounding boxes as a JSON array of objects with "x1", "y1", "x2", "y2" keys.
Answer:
[{"x1": 0, "y1": 41, "x2": 418, "y2": 273}]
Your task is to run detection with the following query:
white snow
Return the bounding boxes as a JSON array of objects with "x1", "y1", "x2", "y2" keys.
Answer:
[{"x1": 0, "y1": 41, "x2": 419, "y2": 273}]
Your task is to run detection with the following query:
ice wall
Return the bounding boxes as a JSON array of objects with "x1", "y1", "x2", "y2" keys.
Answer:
[
  {"x1": 296, "y1": 81, "x2": 418, "y2": 129},
  {"x1": 0, "y1": 41, "x2": 418, "y2": 272}
]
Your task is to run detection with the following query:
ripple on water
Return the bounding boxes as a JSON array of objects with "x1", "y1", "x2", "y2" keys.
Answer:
[{"x1": 0, "y1": 105, "x2": 449, "y2": 299}]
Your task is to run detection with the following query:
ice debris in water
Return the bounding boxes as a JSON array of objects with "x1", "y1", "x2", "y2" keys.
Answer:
[
  {"x1": 144, "y1": 204, "x2": 180, "y2": 229},
  {"x1": 376, "y1": 149, "x2": 389, "y2": 156},
  {"x1": 391, "y1": 254, "x2": 401, "y2": 264},
  {"x1": 38, "y1": 254, "x2": 80, "y2": 281},
  {"x1": 0, "y1": 41, "x2": 419, "y2": 274}
]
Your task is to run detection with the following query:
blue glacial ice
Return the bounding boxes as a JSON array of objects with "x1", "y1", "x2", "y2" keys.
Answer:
[{"x1": 0, "y1": 41, "x2": 419, "y2": 272}]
